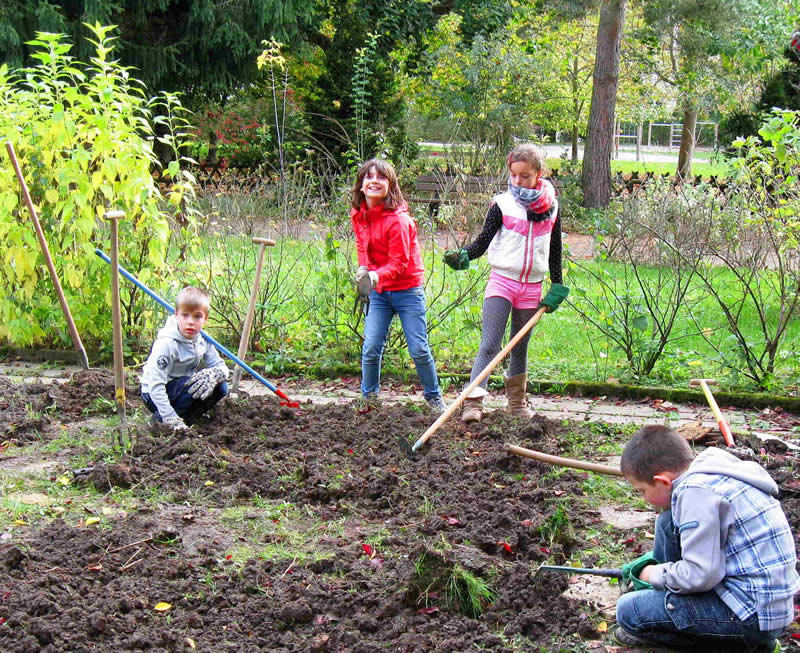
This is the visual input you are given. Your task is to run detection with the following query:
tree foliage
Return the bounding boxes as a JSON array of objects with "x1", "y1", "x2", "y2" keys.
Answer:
[{"x1": 0, "y1": 0, "x2": 307, "y2": 105}]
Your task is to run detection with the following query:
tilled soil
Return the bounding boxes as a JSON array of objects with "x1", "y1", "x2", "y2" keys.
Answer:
[{"x1": 0, "y1": 370, "x2": 798, "y2": 652}]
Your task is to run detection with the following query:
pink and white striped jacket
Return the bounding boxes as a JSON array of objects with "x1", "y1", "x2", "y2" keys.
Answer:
[{"x1": 486, "y1": 188, "x2": 559, "y2": 283}]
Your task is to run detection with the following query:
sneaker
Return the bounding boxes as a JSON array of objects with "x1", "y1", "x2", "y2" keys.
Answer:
[
  {"x1": 426, "y1": 396, "x2": 447, "y2": 414},
  {"x1": 613, "y1": 626, "x2": 652, "y2": 648}
]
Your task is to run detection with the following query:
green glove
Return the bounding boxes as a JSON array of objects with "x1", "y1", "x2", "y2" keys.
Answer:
[
  {"x1": 620, "y1": 551, "x2": 659, "y2": 592},
  {"x1": 540, "y1": 283, "x2": 570, "y2": 313},
  {"x1": 443, "y1": 249, "x2": 469, "y2": 271}
]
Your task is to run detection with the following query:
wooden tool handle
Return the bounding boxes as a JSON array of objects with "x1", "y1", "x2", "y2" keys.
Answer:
[
  {"x1": 505, "y1": 443, "x2": 623, "y2": 477},
  {"x1": 252, "y1": 237, "x2": 276, "y2": 246},
  {"x1": 411, "y1": 306, "x2": 547, "y2": 452},
  {"x1": 698, "y1": 380, "x2": 735, "y2": 447}
]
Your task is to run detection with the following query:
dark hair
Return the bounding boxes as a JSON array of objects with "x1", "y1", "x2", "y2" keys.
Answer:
[
  {"x1": 351, "y1": 158, "x2": 405, "y2": 210},
  {"x1": 620, "y1": 425, "x2": 694, "y2": 482},
  {"x1": 176, "y1": 286, "x2": 210, "y2": 315},
  {"x1": 507, "y1": 143, "x2": 548, "y2": 175}
]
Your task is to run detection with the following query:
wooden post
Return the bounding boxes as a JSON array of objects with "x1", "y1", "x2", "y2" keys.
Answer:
[
  {"x1": 231, "y1": 237, "x2": 276, "y2": 394},
  {"x1": 104, "y1": 210, "x2": 128, "y2": 447}
]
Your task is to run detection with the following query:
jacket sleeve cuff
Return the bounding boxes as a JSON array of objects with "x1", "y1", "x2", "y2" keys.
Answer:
[{"x1": 648, "y1": 565, "x2": 667, "y2": 590}]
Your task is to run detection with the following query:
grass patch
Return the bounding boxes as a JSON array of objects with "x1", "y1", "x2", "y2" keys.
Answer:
[{"x1": 410, "y1": 550, "x2": 498, "y2": 619}]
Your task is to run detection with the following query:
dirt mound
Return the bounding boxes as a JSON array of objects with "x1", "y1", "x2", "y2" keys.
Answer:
[
  {"x1": 0, "y1": 373, "x2": 797, "y2": 651},
  {"x1": 0, "y1": 370, "x2": 139, "y2": 443}
]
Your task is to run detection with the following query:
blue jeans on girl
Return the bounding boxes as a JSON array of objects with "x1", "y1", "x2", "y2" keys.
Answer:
[
  {"x1": 360, "y1": 286, "x2": 441, "y2": 401},
  {"x1": 616, "y1": 510, "x2": 782, "y2": 651}
]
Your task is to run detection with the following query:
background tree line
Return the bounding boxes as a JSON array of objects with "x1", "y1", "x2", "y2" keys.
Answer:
[{"x1": 1, "y1": 0, "x2": 799, "y2": 206}]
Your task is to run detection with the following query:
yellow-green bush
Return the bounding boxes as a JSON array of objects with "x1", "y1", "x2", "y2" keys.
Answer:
[{"x1": 0, "y1": 25, "x2": 195, "y2": 347}]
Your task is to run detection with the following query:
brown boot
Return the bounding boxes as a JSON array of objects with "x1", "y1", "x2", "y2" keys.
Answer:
[
  {"x1": 461, "y1": 387, "x2": 487, "y2": 423},
  {"x1": 505, "y1": 373, "x2": 533, "y2": 418}
]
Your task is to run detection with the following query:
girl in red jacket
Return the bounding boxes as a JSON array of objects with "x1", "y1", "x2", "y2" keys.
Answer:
[{"x1": 350, "y1": 159, "x2": 446, "y2": 413}]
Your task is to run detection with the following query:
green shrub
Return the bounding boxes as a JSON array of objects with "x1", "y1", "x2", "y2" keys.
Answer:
[{"x1": 0, "y1": 26, "x2": 196, "y2": 347}]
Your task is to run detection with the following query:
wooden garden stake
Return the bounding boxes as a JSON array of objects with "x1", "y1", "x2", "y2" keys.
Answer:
[
  {"x1": 104, "y1": 210, "x2": 128, "y2": 447},
  {"x1": 231, "y1": 237, "x2": 276, "y2": 394},
  {"x1": 5, "y1": 142, "x2": 90, "y2": 370}
]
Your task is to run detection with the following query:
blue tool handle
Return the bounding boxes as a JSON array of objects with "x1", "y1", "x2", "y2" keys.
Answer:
[{"x1": 94, "y1": 248, "x2": 280, "y2": 394}]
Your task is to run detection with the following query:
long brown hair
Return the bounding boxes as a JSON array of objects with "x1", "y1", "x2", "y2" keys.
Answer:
[{"x1": 351, "y1": 158, "x2": 405, "y2": 210}]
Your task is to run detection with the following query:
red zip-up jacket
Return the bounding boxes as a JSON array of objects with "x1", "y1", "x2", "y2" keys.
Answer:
[{"x1": 350, "y1": 201, "x2": 424, "y2": 292}]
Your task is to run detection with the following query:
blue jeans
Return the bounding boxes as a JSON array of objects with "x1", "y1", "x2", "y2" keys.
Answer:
[
  {"x1": 616, "y1": 510, "x2": 781, "y2": 650},
  {"x1": 361, "y1": 286, "x2": 441, "y2": 400},
  {"x1": 141, "y1": 375, "x2": 228, "y2": 424}
]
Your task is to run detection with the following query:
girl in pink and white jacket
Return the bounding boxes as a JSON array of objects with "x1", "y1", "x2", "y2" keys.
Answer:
[{"x1": 444, "y1": 144, "x2": 568, "y2": 422}]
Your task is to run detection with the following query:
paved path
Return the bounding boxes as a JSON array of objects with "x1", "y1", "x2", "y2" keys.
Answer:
[{"x1": 2, "y1": 361, "x2": 797, "y2": 450}]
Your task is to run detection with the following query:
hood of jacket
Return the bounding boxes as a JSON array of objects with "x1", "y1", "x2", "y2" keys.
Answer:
[{"x1": 679, "y1": 447, "x2": 779, "y2": 496}]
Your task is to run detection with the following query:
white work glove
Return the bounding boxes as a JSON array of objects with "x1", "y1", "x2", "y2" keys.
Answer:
[
  {"x1": 186, "y1": 367, "x2": 227, "y2": 400},
  {"x1": 163, "y1": 415, "x2": 187, "y2": 430},
  {"x1": 368, "y1": 271, "x2": 378, "y2": 287},
  {"x1": 354, "y1": 266, "x2": 369, "y2": 283}
]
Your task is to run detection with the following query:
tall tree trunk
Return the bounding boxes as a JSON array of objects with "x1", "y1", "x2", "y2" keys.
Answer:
[
  {"x1": 676, "y1": 108, "x2": 697, "y2": 179},
  {"x1": 571, "y1": 124, "x2": 580, "y2": 162},
  {"x1": 582, "y1": 0, "x2": 627, "y2": 208}
]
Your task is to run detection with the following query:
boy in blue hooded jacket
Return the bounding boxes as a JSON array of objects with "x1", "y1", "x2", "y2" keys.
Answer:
[{"x1": 615, "y1": 425, "x2": 799, "y2": 652}]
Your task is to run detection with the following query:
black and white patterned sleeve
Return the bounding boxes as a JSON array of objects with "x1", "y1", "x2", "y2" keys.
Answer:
[
  {"x1": 548, "y1": 213, "x2": 563, "y2": 285},
  {"x1": 464, "y1": 203, "x2": 503, "y2": 260}
]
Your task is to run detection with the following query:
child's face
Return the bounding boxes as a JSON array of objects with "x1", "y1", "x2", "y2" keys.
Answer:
[
  {"x1": 176, "y1": 305, "x2": 208, "y2": 339},
  {"x1": 509, "y1": 160, "x2": 540, "y2": 189},
  {"x1": 361, "y1": 166, "x2": 390, "y2": 208},
  {"x1": 628, "y1": 474, "x2": 673, "y2": 509}
]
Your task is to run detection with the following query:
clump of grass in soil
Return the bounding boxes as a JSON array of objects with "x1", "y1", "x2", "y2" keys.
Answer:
[{"x1": 410, "y1": 550, "x2": 498, "y2": 618}]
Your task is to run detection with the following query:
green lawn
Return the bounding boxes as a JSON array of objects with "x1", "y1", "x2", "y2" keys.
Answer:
[{"x1": 187, "y1": 233, "x2": 799, "y2": 394}]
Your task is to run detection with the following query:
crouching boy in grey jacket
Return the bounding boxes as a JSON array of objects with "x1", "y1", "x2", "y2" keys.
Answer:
[
  {"x1": 141, "y1": 287, "x2": 229, "y2": 429},
  {"x1": 614, "y1": 425, "x2": 799, "y2": 652}
]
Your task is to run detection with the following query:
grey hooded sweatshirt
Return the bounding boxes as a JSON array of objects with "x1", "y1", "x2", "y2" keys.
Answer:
[
  {"x1": 649, "y1": 447, "x2": 800, "y2": 630},
  {"x1": 140, "y1": 315, "x2": 228, "y2": 421}
]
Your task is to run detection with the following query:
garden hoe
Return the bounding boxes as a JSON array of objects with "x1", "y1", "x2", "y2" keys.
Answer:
[
  {"x1": 689, "y1": 378, "x2": 735, "y2": 447},
  {"x1": 103, "y1": 210, "x2": 129, "y2": 448},
  {"x1": 505, "y1": 443, "x2": 623, "y2": 477},
  {"x1": 400, "y1": 305, "x2": 549, "y2": 459},
  {"x1": 94, "y1": 249, "x2": 300, "y2": 408},
  {"x1": 231, "y1": 237, "x2": 276, "y2": 394},
  {"x1": 533, "y1": 564, "x2": 622, "y2": 582},
  {"x1": 6, "y1": 141, "x2": 90, "y2": 370}
]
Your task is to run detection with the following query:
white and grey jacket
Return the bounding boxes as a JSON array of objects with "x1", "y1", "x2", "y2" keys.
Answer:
[{"x1": 140, "y1": 315, "x2": 229, "y2": 420}]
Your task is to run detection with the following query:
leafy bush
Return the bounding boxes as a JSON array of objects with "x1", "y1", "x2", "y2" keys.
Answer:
[{"x1": 0, "y1": 26, "x2": 196, "y2": 347}]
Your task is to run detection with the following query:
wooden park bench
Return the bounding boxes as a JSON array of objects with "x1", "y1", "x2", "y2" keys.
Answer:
[
  {"x1": 409, "y1": 173, "x2": 505, "y2": 216},
  {"x1": 409, "y1": 172, "x2": 563, "y2": 216}
]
